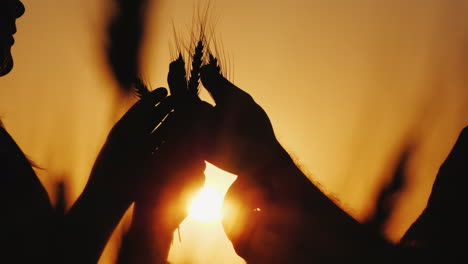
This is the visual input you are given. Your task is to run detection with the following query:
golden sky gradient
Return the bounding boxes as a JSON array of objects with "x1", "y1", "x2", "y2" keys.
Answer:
[{"x1": 1, "y1": 0, "x2": 468, "y2": 263}]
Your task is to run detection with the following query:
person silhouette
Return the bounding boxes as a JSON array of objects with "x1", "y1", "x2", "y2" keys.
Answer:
[
  {"x1": 1, "y1": 1, "x2": 205, "y2": 263},
  {"x1": 1, "y1": 1, "x2": 55, "y2": 262}
]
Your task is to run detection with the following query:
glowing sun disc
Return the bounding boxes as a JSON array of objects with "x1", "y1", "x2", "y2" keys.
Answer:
[{"x1": 188, "y1": 186, "x2": 223, "y2": 221}]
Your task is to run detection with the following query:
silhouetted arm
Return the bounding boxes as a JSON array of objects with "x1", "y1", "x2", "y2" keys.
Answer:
[
  {"x1": 62, "y1": 178, "x2": 131, "y2": 263},
  {"x1": 117, "y1": 168, "x2": 203, "y2": 264},
  {"x1": 62, "y1": 88, "x2": 173, "y2": 263},
  {"x1": 117, "y1": 201, "x2": 176, "y2": 264},
  {"x1": 116, "y1": 163, "x2": 205, "y2": 264},
  {"x1": 401, "y1": 126, "x2": 468, "y2": 262},
  {"x1": 224, "y1": 144, "x2": 393, "y2": 263},
  {"x1": 200, "y1": 62, "x2": 394, "y2": 263}
]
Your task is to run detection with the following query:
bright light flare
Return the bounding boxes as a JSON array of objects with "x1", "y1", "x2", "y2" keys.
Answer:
[{"x1": 188, "y1": 186, "x2": 224, "y2": 221}]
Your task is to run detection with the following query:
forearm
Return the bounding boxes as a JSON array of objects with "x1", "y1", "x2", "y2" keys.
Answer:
[
  {"x1": 117, "y1": 200, "x2": 176, "y2": 264},
  {"x1": 116, "y1": 170, "x2": 202, "y2": 264},
  {"x1": 268, "y1": 148, "x2": 391, "y2": 258},
  {"x1": 224, "y1": 144, "x2": 393, "y2": 262},
  {"x1": 62, "y1": 180, "x2": 132, "y2": 264}
]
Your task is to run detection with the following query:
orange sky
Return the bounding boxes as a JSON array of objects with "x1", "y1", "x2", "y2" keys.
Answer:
[{"x1": 1, "y1": 0, "x2": 468, "y2": 263}]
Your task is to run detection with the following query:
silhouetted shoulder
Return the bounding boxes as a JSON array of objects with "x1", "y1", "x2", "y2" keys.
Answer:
[
  {"x1": 0, "y1": 126, "x2": 54, "y2": 262},
  {"x1": 401, "y1": 125, "x2": 468, "y2": 262},
  {"x1": 443, "y1": 125, "x2": 468, "y2": 163}
]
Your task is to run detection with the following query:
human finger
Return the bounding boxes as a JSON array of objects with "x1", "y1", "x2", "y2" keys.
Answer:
[
  {"x1": 126, "y1": 87, "x2": 168, "y2": 118},
  {"x1": 147, "y1": 110, "x2": 180, "y2": 152},
  {"x1": 167, "y1": 54, "x2": 187, "y2": 98},
  {"x1": 108, "y1": 88, "x2": 168, "y2": 140},
  {"x1": 200, "y1": 59, "x2": 251, "y2": 106},
  {"x1": 143, "y1": 96, "x2": 176, "y2": 134}
]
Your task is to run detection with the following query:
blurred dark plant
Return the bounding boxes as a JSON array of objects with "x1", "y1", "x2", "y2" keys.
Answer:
[
  {"x1": 54, "y1": 180, "x2": 67, "y2": 218},
  {"x1": 364, "y1": 146, "x2": 411, "y2": 236},
  {"x1": 106, "y1": 0, "x2": 153, "y2": 96}
]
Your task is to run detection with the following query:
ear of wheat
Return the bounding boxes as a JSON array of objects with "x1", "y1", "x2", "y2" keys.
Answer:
[{"x1": 167, "y1": 40, "x2": 206, "y2": 103}]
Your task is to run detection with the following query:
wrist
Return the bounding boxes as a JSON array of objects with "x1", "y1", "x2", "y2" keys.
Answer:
[
  {"x1": 82, "y1": 176, "x2": 133, "y2": 212},
  {"x1": 223, "y1": 146, "x2": 314, "y2": 261},
  {"x1": 247, "y1": 143, "x2": 312, "y2": 197}
]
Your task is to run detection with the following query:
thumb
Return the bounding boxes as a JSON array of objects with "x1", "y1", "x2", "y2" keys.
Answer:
[
  {"x1": 167, "y1": 54, "x2": 187, "y2": 98},
  {"x1": 200, "y1": 60, "x2": 249, "y2": 106},
  {"x1": 123, "y1": 87, "x2": 168, "y2": 120}
]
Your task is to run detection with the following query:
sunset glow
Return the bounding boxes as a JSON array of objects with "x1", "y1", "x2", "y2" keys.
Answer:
[{"x1": 4, "y1": 1, "x2": 468, "y2": 264}]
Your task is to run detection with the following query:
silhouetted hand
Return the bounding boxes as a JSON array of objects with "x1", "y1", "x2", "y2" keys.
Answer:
[
  {"x1": 117, "y1": 93, "x2": 209, "y2": 264},
  {"x1": 200, "y1": 62, "x2": 283, "y2": 177},
  {"x1": 117, "y1": 107, "x2": 208, "y2": 264},
  {"x1": 127, "y1": 56, "x2": 213, "y2": 231},
  {"x1": 134, "y1": 104, "x2": 207, "y2": 228},
  {"x1": 86, "y1": 88, "x2": 174, "y2": 202},
  {"x1": 115, "y1": 55, "x2": 215, "y2": 262}
]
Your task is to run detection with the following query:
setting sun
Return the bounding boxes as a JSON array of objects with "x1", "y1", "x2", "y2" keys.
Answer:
[{"x1": 188, "y1": 186, "x2": 224, "y2": 221}]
